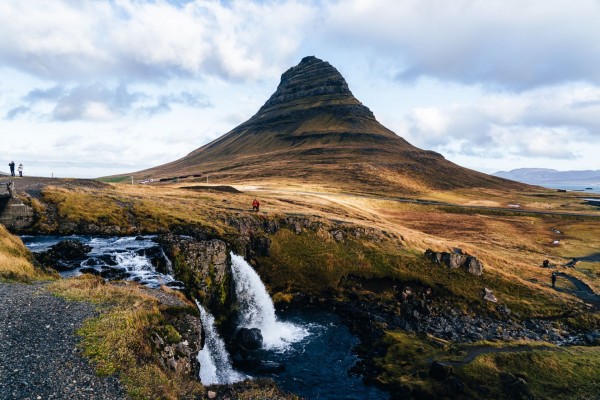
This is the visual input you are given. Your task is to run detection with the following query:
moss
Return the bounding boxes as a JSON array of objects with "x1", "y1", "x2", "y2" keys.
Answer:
[{"x1": 159, "y1": 324, "x2": 182, "y2": 345}]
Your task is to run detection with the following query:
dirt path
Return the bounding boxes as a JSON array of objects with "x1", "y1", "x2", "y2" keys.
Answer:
[
  {"x1": 0, "y1": 281, "x2": 126, "y2": 400},
  {"x1": 556, "y1": 272, "x2": 600, "y2": 309}
]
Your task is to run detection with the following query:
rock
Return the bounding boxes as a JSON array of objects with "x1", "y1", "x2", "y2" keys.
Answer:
[
  {"x1": 158, "y1": 234, "x2": 231, "y2": 314},
  {"x1": 250, "y1": 235, "x2": 271, "y2": 257},
  {"x1": 236, "y1": 327, "x2": 263, "y2": 351},
  {"x1": 429, "y1": 361, "x2": 452, "y2": 381},
  {"x1": 79, "y1": 267, "x2": 100, "y2": 276},
  {"x1": 425, "y1": 249, "x2": 484, "y2": 276},
  {"x1": 500, "y1": 372, "x2": 533, "y2": 400},
  {"x1": 135, "y1": 246, "x2": 171, "y2": 274},
  {"x1": 100, "y1": 266, "x2": 129, "y2": 281},
  {"x1": 208, "y1": 391, "x2": 216, "y2": 399},
  {"x1": 34, "y1": 240, "x2": 92, "y2": 271},
  {"x1": 466, "y1": 256, "x2": 484, "y2": 276},
  {"x1": 483, "y1": 288, "x2": 498, "y2": 302},
  {"x1": 152, "y1": 312, "x2": 202, "y2": 378}
]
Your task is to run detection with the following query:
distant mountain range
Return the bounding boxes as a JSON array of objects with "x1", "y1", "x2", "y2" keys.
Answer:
[
  {"x1": 121, "y1": 56, "x2": 525, "y2": 195},
  {"x1": 493, "y1": 168, "x2": 600, "y2": 185}
]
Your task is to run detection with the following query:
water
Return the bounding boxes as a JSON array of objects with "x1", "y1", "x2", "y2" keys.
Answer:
[
  {"x1": 230, "y1": 253, "x2": 308, "y2": 350},
  {"x1": 21, "y1": 235, "x2": 181, "y2": 288},
  {"x1": 196, "y1": 301, "x2": 246, "y2": 385},
  {"x1": 539, "y1": 184, "x2": 600, "y2": 194},
  {"x1": 230, "y1": 253, "x2": 389, "y2": 399},
  {"x1": 260, "y1": 309, "x2": 390, "y2": 400}
]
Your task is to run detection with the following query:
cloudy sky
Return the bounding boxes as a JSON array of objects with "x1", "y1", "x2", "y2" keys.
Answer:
[{"x1": 1, "y1": 0, "x2": 599, "y2": 178}]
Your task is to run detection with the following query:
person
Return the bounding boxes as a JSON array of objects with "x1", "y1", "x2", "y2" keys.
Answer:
[
  {"x1": 551, "y1": 272, "x2": 557, "y2": 288},
  {"x1": 17, "y1": 163, "x2": 23, "y2": 177},
  {"x1": 252, "y1": 199, "x2": 260, "y2": 212},
  {"x1": 8, "y1": 161, "x2": 15, "y2": 176}
]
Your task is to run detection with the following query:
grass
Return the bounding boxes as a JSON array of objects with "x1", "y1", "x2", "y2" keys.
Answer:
[
  {"x1": 49, "y1": 275, "x2": 205, "y2": 400},
  {"x1": 0, "y1": 224, "x2": 56, "y2": 282},
  {"x1": 376, "y1": 330, "x2": 600, "y2": 399}
]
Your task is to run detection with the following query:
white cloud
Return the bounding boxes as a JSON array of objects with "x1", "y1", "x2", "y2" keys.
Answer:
[
  {"x1": 324, "y1": 0, "x2": 600, "y2": 89},
  {"x1": 0, "y1": 0, "x2": 317, "y2": 82},
  {"x1": 397, "y1": 82, "x2": 600, "y2": 160}
]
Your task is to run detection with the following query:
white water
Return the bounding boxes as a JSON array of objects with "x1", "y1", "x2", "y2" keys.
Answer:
[
  {"x1": 196, "y1": 301, "x2": 245, "y2": 385},
  {"x1": 230, "y1": 253, "x2": 308, "y2": 350}
]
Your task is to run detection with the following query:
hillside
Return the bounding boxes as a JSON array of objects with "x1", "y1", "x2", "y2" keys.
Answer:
[{"x1": 127, "y1": 56, "x2": 526, "y2": 195}]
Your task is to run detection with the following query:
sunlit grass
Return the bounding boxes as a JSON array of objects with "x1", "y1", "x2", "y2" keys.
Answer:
[
  {"x1": 0, "y1": 224, "x2": 56, "y2": 282},
  {"x1": 50, "y1": 275, "x2": 205, "y2": 399}
]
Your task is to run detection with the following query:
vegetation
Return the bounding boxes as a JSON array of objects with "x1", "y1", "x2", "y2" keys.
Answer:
[
  {"x1": 375, "y1": 330, "x2": 600, "y2": 399},
  {"x1": 50, "y1": 275, "x2": 205, "y2": 400},
  {"x1": 0, "y1": 224, "x2": 56, "y2": 282}
]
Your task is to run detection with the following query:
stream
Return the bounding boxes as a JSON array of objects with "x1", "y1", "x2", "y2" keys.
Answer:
[{"x1": 22, "y1": 236, "x2": 389, "y2": 399}]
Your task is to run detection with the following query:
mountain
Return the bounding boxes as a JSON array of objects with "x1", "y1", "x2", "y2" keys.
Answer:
[
  {"x1": 130, "y1": 56, "x2": 524, "y2": 195},
  {"x1": 493, "y1": 168, "x2": 600, "y2": 185}
]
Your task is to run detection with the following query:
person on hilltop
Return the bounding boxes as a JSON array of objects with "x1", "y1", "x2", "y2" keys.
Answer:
[
  {"x1": 8, "y1": 161, "x2": 15, "y2": 176},
  {"x1": 551, "y1": 272, "x2": 557, "y2": 288},
  {"x1": 17, "y1": 163, "x2": 23, "y2": 177},
  {"x1": 252, "y1": 199, "x2": 260, "y2": 212}
]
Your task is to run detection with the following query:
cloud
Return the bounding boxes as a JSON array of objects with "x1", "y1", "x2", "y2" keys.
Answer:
[
  {"x1": 0, "y1": 0, "x2": 317, "y2": 83},
  {"x1": 401, "y1": 82, "x2": 600, "y2": 159},
  {"x1": 325, "y1": 0, "x2": 600, "y2": 90},
  {"x1": 6, "y1": 83, "x2": 211, "y2": 121}
]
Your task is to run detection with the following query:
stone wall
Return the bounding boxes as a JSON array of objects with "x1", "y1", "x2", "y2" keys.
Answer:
[{"x1": 0, "y1": 196, "x2": 33, "y2": 230}]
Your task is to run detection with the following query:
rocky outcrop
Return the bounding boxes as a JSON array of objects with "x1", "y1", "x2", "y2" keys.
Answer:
[
  {"x1": 35, "y1": 240, "x2": 92, "y2": 271},
  {"x1": 152, "y1": 312, "x2": 202, "y2": 378},
  {"x1": 425, "y1": 249, "x2": 484, "y2": 276},
  {"x1": 159, "y1": 234, "x2": 233, "y2": 320}
]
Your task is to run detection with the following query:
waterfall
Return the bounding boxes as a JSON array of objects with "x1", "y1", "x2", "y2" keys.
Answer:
[
  {"x1": 196, "y1": 301, "x2": 245, "y2": 385},
  {"x1": 230, "y1": 253, "x2": 308, "y2": 350}
]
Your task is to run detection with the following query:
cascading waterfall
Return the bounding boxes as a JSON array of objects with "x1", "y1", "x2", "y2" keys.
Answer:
[
  {"x1": 230, "y1": 253, "x2": 308, "y2": 350},
  {"x1": 196, "y1": 301, "x2": 245, "y2": 385}
]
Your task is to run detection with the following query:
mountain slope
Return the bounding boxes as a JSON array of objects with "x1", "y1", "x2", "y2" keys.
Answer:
[{"x1": 131, "y1": 56, "x2": 525, "y2": 195}]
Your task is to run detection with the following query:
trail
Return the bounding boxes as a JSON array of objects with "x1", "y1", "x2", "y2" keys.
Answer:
[
  {"x1": 0, "y1": 281, "x2": 126, "y2": 400},
  {"x1": 556, "y1": 272, "x2": 600, "y2": 309}
]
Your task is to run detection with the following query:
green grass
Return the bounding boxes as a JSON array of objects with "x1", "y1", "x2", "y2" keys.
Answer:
[
  {"x1": 375, "y1": 330, "x2": 600, "y2": 399},
  {"x1": 97, "y1": 176, "x2": 132, "y2": 183}
]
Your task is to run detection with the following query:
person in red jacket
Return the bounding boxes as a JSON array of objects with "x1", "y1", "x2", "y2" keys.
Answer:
[{"x1": 252, "y1": 199, "x2": 260, "y2": 212}]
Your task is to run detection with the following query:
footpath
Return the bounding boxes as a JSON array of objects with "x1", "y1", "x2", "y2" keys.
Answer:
[{"x1": 0, "y1": 282, "x2": 126, "y2": 400}]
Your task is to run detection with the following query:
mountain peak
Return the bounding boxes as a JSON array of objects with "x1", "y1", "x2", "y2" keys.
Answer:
[
  {"x1": 256, "y1": 55, "x2": 373, "y2": 118},
  {"x1": 131, "y1": 56, "x2": 524, "y2": 195}
]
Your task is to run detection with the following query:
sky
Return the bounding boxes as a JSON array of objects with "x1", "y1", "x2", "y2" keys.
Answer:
[{"x1": 1, "y1": 0, "x2": 599, "y2": 178}]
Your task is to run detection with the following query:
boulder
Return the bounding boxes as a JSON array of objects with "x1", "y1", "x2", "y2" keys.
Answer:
[
  {"x1": 425, "y1": 249, "x2": 484, "y2": 276},
  {"x1": 483, "y1": 288, "x2": 498, "y2": 302},
  {"x1": 429, "y1": 361, "x2": 453, "y2": 381},
  {"x1": 35, "y1": 240, "x2": 92, "y2": 271},
  {"x1": 236, "y1": 327, "x2": 263, "y2": 351}
]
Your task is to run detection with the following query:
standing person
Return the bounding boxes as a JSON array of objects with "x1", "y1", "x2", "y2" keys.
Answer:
[
  {"x1": 551, "y1": 272, "x2": 557, "y2": 288},
  {"x1": 252, "y1": 199, "x2": 259, "y2": 212},
  {"x1": 8, "y1": 161, "x2": 15, "y2": 176},
  {"x1": 17, "y1": 163, "x2": 23, "y2": 177}
]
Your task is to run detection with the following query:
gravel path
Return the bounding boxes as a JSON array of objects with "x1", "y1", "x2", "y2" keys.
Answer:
[{"x1": 0, "y1": 281, "x2": 127, "y2": 400}]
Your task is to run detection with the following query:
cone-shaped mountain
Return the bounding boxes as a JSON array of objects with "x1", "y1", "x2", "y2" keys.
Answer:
[{"x1": 134, "y1": 56, "x2": 521, "y2": 194}]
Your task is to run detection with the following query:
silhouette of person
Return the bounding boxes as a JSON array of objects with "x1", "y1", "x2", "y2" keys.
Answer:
[
  {"x1": 551, "y1": 272, "x2": 557, "y2": 288},
  {"x1": 8, "y1": 161, "x2": 15, "y2": 176}
]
